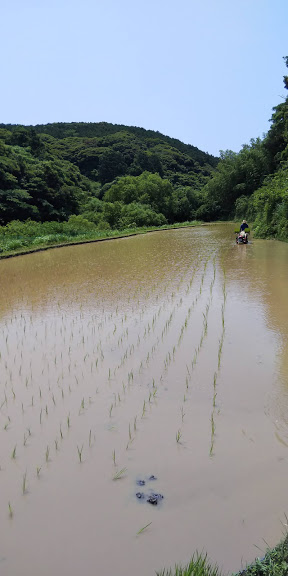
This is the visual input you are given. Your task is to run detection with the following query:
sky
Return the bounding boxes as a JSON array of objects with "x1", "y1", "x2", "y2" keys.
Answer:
[{"x1": 1, "y1": 0, "x2": 287, "y2": 156}]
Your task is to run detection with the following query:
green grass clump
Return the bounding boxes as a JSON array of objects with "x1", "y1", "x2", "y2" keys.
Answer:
[
  {"x1": 156, "y1": 552, "x2": 222, "y2": 576},
  {"x1": 234, "y1": 534, "x2": 288, "y2": 576}
]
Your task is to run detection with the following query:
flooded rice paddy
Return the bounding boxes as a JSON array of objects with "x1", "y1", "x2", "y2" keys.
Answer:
[{"x1": 1, "y1": 223, "x2": 288, "y2": 575}]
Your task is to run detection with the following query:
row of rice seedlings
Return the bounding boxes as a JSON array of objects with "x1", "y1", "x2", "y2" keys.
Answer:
[
  {"x1": 111, "y1": 255, "x2": 214, "y2": 456},
  {"x1": 104, "y1": 268, "x2": 199, "y2": 441},
  {"x1": 174, "y1": 254, "x2": 218, "y2": 443},
  {"x1": 209, "y1": 270, "x2": 227, "y2": 457}
]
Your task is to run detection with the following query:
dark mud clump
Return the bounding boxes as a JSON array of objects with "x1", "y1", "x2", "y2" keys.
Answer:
[
  {"x1": 135, "y1": 475, "x2": 163, "y2": 505},
  {"x1": 146, "y1": 493, "x2": 164, "y2": 505}
]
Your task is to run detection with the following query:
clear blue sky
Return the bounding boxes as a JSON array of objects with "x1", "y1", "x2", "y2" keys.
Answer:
[{"x1": 1, "y1": 0, "x2": 287, "y2": 156}]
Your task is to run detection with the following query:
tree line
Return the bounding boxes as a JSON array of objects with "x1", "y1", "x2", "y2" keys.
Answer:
[{"x1": 0, "y1": 122, "x2": 217, "y2": 228}]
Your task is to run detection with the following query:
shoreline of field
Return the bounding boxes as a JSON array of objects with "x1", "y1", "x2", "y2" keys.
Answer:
[{"x1": 0, "y1": 221, "x2": 208, "y2": 260}]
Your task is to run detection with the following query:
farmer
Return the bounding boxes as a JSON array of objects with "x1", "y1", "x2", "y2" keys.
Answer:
[{"x1": 240, "y1": 220, "x2": 249, "y2": 232}]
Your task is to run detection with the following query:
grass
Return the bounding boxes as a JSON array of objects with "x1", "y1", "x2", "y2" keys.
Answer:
[
  {"x1": 156, "y1": 552, "x2": 222, "y2": 576},
  {"x1": 233, "y1": 533, "x2": 288, "y2": 576},
  {"x1": 0, "y1": 221, "x2": 203, "y2": 259}
]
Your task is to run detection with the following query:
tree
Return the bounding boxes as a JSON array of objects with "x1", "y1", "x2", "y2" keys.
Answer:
[{"x1": 98, "y1": 150, "x2": 127, "y2": 184}]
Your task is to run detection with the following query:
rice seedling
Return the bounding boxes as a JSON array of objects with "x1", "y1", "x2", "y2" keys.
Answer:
[
  {"x1": 8, "y1": 502, "x2": 13, "y2": 518},
  {"x1": 112, "y1": 449, "x2": 116, "y2": 465},
  {"x1": 67, "y1": 413, "x2": 71, "y2": 428},
  {"x1": 89, "y1": 429, "x2": 92, "y2": 447},
  {"x1": 77, "y1": 445, "x2": 84, "y2": 463},
  {"x1": 113, "y1": 467, "x2": 127, "y2": 480},
  {"x1": 45, "y1": 445, "x2": 50, "y2": 462},
  {"x1": 142, "y1": 400, "x2": 146, "y2": 418},
  {"x1": 36, "y1": 466, "x2": 41, "y2": 477},
  {"x1": 136, "y1": 522, "x2": 152, "y2": 535},
  {"x1": 211, "y1": 413, "x2": 215, "y2": 436},
  {"x1": 210, "y1": 440, "x2": 214, "y2": 457},
  {"x1": 22, "y1": 472, "x2": 27, "y2": 494},
  {"x1": 11, "y1": 445, "x2": 17, "y2": 459},
  {"x1": 176, "y1": 429, "x2": 182, "y2": 443},
  {"x1": 180, "y1": 406, "x2": 185, "y2": 422},
  {"x1": 134, "y1": 416, "x2": 137, "y2": 432},
  {"x1": 109, "y1": 403, "x2": 113, "y2": 417}
]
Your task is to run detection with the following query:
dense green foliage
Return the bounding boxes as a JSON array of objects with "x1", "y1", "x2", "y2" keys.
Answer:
[{"x1": 0, "y1": 122, "x2": 217, "y2": 228}]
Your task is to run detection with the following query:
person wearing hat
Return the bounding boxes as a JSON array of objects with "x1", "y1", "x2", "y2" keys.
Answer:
[{"x1": 240, "y1": 219, "x2": 249, "y2": 232}]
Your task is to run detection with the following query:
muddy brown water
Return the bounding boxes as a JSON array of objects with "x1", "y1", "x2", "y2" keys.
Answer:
[{"x1": 1, "y1": 223, "x2": 288, "y2": 576}]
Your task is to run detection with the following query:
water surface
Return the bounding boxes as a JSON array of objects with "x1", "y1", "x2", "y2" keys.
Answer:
[{"x1": 1, "y1": 224, "x2": 288, "y2": 575}]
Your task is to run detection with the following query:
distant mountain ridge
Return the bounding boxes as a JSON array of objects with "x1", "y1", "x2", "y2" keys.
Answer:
[{"x1": 1, "y1": 121, "x2": 218, "y2": 167}]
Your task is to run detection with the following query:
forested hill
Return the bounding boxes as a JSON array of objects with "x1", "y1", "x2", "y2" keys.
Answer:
[
  {"x1": 0, "y1": 121, "x2": 218, "y2": 226},
  {"x1": 1, "y1": 122, "x2": 217, "y2": 168}
]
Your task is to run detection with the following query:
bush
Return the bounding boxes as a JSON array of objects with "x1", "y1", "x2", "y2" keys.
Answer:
[{"x1": 97, "y1": 220, "x2": 111, "y2": 230}]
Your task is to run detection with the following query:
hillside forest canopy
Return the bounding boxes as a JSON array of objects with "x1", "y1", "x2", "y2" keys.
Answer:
[{"x1": 0, "y1": 56, "x2": 287, "y2": 244}]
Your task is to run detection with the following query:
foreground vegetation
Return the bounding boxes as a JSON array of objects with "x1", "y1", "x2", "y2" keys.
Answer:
[
  {"x1": 156, "y1": 552, "x2": 222, "y2": 576},
  {"x1": 156, "y1": 534, "x2": 288, "y2": 576}
]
